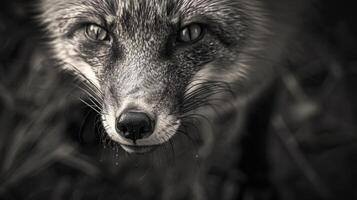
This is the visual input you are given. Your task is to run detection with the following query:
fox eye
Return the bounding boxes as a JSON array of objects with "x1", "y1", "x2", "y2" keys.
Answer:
[
  {"x1": 85, "y1": 24, "x2": 109, "y2": 41},
  {"x1": 178, "y1": 23, "x2": 205, "y2": 44}
]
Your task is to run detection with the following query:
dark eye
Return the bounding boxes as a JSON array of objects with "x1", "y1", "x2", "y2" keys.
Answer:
[
  {"x1": 178, "y1": 23, "x2": 205, "y2": 44},
  {"x1": 85, "y1": 24, "x2": 109, "y2": 41}
]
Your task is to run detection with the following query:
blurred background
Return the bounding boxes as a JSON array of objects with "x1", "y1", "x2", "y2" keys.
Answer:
[{"x1": 0, "y1": 0, "x2": 357, "y2": 200}]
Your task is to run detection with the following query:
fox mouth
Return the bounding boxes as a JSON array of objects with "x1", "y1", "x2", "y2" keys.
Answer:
[{"x1": 120, "y1": 144, "x2": 158, "y2": 154}]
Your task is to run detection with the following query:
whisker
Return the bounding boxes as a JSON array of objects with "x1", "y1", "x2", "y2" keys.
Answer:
[{"x1": 78, "y1": 97, "x2": 102, "y2": 115}]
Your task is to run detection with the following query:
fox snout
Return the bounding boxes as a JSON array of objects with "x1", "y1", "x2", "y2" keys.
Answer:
[{"x1": 102, "y1": 80, "x2": 182, "y2": 153}]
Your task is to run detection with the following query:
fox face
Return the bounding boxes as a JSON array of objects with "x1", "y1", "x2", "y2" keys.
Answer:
[{"x1": 40, "y1": 0, "x2": 273, "y2": 153}]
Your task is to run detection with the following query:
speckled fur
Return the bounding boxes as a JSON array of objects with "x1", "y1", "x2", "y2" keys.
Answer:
[{"x1": 39, "y1": 0, "x2": 277, "y2": 152}]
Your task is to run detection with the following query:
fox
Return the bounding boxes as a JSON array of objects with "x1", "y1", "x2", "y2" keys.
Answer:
[{"x1": 39, "y1": 0, "x2": 306, "y2": 199}]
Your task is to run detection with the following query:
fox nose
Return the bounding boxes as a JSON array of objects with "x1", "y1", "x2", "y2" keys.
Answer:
[{"x1": 116, "y1": 111, "x2": 154, "y2": 143}]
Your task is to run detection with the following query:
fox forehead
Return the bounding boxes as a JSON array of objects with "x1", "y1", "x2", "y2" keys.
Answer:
[
  {"x1": 42, "y1": 0, "x2": 239, "y2": 15},
  {"x1": 41, "y1": 0, "x2": 244, "y2": 32}
]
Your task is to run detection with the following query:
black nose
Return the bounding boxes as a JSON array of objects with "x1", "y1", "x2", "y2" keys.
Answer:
[{"x1": 116, "y1": 111, "x2": 154, "y2": 143}]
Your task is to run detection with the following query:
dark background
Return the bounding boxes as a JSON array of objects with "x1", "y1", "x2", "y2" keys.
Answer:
[{"x1": 1, "y1": 0, "x2": 357, "y2": 200}]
